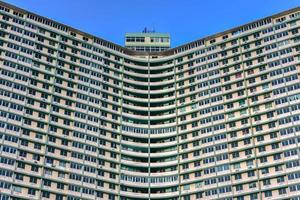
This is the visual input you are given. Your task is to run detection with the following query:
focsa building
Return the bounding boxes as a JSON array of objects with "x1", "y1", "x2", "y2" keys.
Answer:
[{"x1": 0, "y1": 1, "x2": 300, "y2": 200}]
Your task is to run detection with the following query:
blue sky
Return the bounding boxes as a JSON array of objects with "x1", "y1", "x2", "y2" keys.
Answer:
[{"x1": 4, "y1": 0, "x2": 300, "y2": 47}]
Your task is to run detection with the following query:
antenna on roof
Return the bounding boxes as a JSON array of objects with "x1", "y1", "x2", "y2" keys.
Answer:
[{"x1": 142, "y1": 27, "x2": 155, "y2": 33}]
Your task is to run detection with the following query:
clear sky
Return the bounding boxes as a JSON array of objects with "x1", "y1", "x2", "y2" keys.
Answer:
[{"x1": 4, "y1": 0, "x2": 300, "y2": 47}]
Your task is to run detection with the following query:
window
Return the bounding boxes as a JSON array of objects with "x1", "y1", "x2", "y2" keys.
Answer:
[
  {"x1": 42, "y1": 191, "x2": 50, "y2": 198},
  {"x1": 263, "y1": 179, "x2": 271, "y2": 186},
  {"x1": 15, "y1": 174, "x2": 23, "y2": 180},
  {"x1": 279, "y1": 188, "x2": 287, "y2": 195},
  {"x1": 182, "y1": 174, "x2": 190, "y2": 180},
  {"x1": 264, "y1": 190, "x2": 272, "y2": 197},
  {"x1": 260, "y1": 157, "x2": 267, "y2": 163},
  {"x1": 28, "y1": 188, "x2": 36, "y2": 195},
  {"x1": 14, "y1": 186, "x2": 22, "y2": 192},
  {"x1": 250, "y1": 193, "x2": 258, "y2": 200},
  {"x1": 30, "y1": 177, "x2": 37, "y2": 183},
  {"x1": 277, "y1": 176, "x2": 284, "y2": 183},
  {"x1": 236, "y1": 184, "x2": 243, "y2": 191},
  {"x1": 257, "y1": 135, "x2": 264, "y2": 142},
  {"x1": 235, "y1": 174, "x2": 242, "y2": 180},
  {"x1": 261, "y1": 168, "x2": 269, "y2": 174},
  {"x1": 248, "y1": 171, "x2": 255, "y2": 177}
]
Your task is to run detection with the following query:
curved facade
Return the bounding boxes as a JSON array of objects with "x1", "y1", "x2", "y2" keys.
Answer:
[{"x1": 0, "y1": 2, "x2": 300, "y2": 200}]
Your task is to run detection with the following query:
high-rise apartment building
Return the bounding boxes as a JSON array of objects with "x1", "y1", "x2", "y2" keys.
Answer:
[
  {"x1": 125, "y1": 29, "x2": 170, "y2": 52},
  {"x1": 0, "y1": 1, "x2": 299, "y2": 200}
]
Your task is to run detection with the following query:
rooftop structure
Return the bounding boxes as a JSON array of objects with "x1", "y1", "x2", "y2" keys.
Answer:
[{"x1": 125, "y1": 28, "x2": 170, "y2": 52}]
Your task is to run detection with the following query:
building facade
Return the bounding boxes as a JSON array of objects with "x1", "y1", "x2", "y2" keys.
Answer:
[
  {"x1": 125, "y1": 31, "x2": 170, "y2": 52},
  {"x1": 0, "y1": 1, "x2": 300, "y2": 200}
]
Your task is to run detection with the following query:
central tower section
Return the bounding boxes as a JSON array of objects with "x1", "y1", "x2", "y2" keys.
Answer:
[{"x1": 119, "y1": 56, "x2": 180, "y2": 199}]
